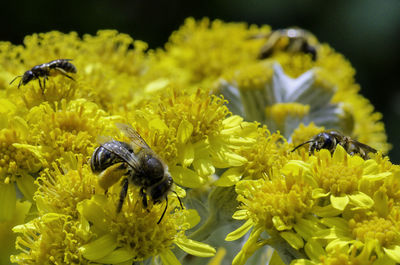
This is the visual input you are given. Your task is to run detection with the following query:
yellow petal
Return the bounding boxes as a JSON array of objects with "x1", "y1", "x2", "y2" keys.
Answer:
[
  {"x1": 280, "y1": 231, "x2": 304, "y2": 250},
  {"x1": 304, "y1": 239, "x2": 325, "y2": 262},
  {"x1": 232, "y1": 210, "x2": 248, "y2": 220},
  {"x1": 0, "y1": 183, "x2": 16, "y2": 222},
  {"x1": 170, "y1": 166, "x2": 205, "y2": 188},
  {"x1": 269, "y1": 251, "x2": 287, "y2": 265},
  {"x1": 348, "y1": 192, "x2": 374, "y2": 210},
  {"x1": 93, "y1": 248, "x2": 135, "y2": 264},
  {"x1": 16, "y1": 173, "x2": 36, "y2": 202},
  {"x1": 177, "y1": 120, "x2": 194, "y2": 144},
  {"x1": 193, "y1": 158, "x2": 215, "y2": 177},
  {"x1": 272, "y1": 216, "x2": 292, "y2": 231},
  {"x1": 144, "y1": 78, "x2": 170, "y2": 93},
  {"x1": 312, "y1": 188, "x2": 330, "y2": 199},
  {"x1": 214, "y1": 167, "x2": 243, "y2": 186},
  {"x1": 180, "y1": 142, "x2": 194, "y2": 167},
  {"x1": 175, "y1": 237, "x2": 216, "y2": 257},
  {"x1": 330, "y1": 194, "x2": 349, "y2": 211},
  {"x1": 185, "y1": 209, "x2": 201, "y2": 229},
  {"x1": 77, "y1": 196, "x2": 109, "y2": 232},
  {"x1": 320, "y1": 217, "x2": 348, "y2": 231},
  {"x1": 374, "y1": 189, "x2": 389, "y2": 217},
  {"x1": 225, "y1": 219, "x2": 253, "y2": 241},
  {"x1": 313, "y1": 205, "x2": 342, "y2": 217},
  {"x1": 207, "y1": 247, "x2": 227, "y2": 265},
  {"x1": 384, "y1": 246, "x2": 400, "y2": 263},
  {"x1": 159, "y1": 249, "x2": 182, "y2": 265},
  {"x1": 293, "y1": 218, "x2": 322, "y2": 241},
  {"x1": 79, "y1": 233, "x2": 117, "y2": 260},
  {"x1": 222, "y1": 115, "x2": 243, "y2": 128},
  {"x1": 290, "y1": 260, "x2": 316, "y2": 265},
  {"x1": 148, "y1": 118, "x2": 169, "y2": 131}
]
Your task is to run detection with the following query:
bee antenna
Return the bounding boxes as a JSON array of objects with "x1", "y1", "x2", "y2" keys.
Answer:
[
  {"x1": 157, "y1": 197, "x2": 168, "y2": 224},
  {"x1": 291, "y1": 140, "x2": 313, "y2": 152},
  {"x1": 172, "y1": 190, "x2": 184, "y2": 209},
  {"x1": 9, "y1": 75, "x2": 22, "y2": 85}
]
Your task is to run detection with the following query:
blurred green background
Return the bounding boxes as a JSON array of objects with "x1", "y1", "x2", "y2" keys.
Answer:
[{"x1": 1, "y1": 0, "x2": 399, "y2": 161}]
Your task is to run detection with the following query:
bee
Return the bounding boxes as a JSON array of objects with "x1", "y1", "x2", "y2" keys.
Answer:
[
  {"x1": 9, "y1": 59, "x2": 77, "y2": 89},
  {"x1": 256, "y1": 28, "x2": 318, "y2": 60},
  {"x1": 291, "y1": 130, "x2": 377, "y2": 159},
  {"x1": 90, "y1": 123, "x2": 182, "y2": 224}
]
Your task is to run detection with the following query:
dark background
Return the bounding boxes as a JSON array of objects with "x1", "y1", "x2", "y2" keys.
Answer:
[{"x1": 2, "y1": 0, "x2": 400, "y2": 162}]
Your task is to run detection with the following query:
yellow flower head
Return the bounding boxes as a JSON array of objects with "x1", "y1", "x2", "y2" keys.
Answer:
[
  {"x1": 12, "y1": 155, "x2": 215, "y2": 264},
  {"x1": 2, "y1": 30, "x2": 150, "y2": 112},
  {"x1": 11, "y1": 213, "x2": 88, "y2": 265},
  {"x1": 125, "y1": 88, "x2": 255, "y2": 188},
  {"x1": 26, "y1": 99, "x2": 118, "y2": 166},
  {"x1": 0, "y1": 119, "x2": 39, "y2": 221},
  {"x1": 161, "y1": 17, "x2": 270, "y2": 87}
]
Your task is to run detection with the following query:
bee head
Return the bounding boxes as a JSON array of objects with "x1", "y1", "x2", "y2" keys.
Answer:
[
  {"x1": 150, "y1": 174, "x2": 173, "y2": 203},
  {"x1": 21, "y1": 70, "x2": 35, "y2": 85},
  {"x1": 311, "y1": 132, "x2": 336, "y2": 152}
]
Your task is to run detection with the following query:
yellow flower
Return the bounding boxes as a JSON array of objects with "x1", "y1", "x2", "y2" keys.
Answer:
[
  {"x1": 160, "y1": 17, "x2": 270, "y2": 88},
  {"x1": 287, "y1": 145, "x2": 376, "y2": 212},
  {"x1": 11, "y1": 213, "x2": 89, "y2": 265},
  {"x1": 12, "y1": 156, "x2": 215, "y2": 264},
  {"x1": 0, "y1": 120, "x2": 39, "y2": 221},
  {"x1": 25, "y1": 99, "x2": 119, "y2": 166},
  {"x1": 226, "y1": 167, "x2": 318, "y2": 265},
  {"x1": 215, "y1": 126, "x2": 290, "y2": 186},
  {"x1": 0, "y1": 200, "x2": 31, "y2": 265},
  {"x1": 290, "y1": 122, "x2": 324, "y2": 148},
  {"x1": 2, "y1": 30, "x2": 150, "y2": 112},
  {"x1": 217, "y1": 34, "x2": 389, "y2": 152},
  {"x1": 124, "y1": 88, "x2": 256, "y2": 188},
  {"x1": 219, "y1": 63, "x2": 347, "y2": 139}
]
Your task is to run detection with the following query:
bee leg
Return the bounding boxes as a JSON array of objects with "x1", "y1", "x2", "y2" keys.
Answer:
[
  {"x1": 117, "y1": 177, "x2": 129, "y2": 213},
  {"x1": 55, "y1": 67, "x2": 75, "y2": 81},
  {"x1": 157, "y1": 197, "x2": 168, "y2": 224},
  {"x1": 38, "y1": 78, "x2": 43, "y2": 90},
  {"x1": 140, "y1": 187, "x2": 148, "y2": 208}
]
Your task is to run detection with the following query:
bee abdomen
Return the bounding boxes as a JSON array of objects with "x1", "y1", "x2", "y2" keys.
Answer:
[{"x1": 49, "y1": 59, "x2": 77, "y2": 73}]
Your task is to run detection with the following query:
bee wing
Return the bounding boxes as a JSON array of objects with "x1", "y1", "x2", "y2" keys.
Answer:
[
  {"x1": 352, "y1": 140, "x2": 378, "y2": 154},
  {"x1": 96, "y1": 135, "x2": 141, "y2": 170},
  {"x1": 115, "y1": 123, "x2": 152, "y2": 151}
]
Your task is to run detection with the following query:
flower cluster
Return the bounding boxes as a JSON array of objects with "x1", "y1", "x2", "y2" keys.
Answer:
[{"x1": 0, "y1": 17, "x2": 395, "y2": 265}]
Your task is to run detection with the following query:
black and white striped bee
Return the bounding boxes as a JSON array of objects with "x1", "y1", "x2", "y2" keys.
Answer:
[
  {"x1": 292, "y1": 130, "x2": 377, "y2": 159},
  {"x1": 256, "y1": 28, "x2": 318, "y2": 60},
  {"x1": 10, "y1": 59, "x2": 77, "y2": 89},
  {"x1": 90, "y1": 123, "x2": 182, "y2": 224}
]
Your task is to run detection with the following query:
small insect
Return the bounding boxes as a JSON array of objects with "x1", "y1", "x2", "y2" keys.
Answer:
[
  {"x1": 9, "y1": 59, "x2": 77, "y2": 89},
  {"x1": 90, "y1": 123, "x2": 182, "y2": 224},
  {"x1": 291, "y1": 130, "x2": 377, "y2": 159},
  {"x1": 255, "y1": 28, "x2": 318, "y2": 60}
]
